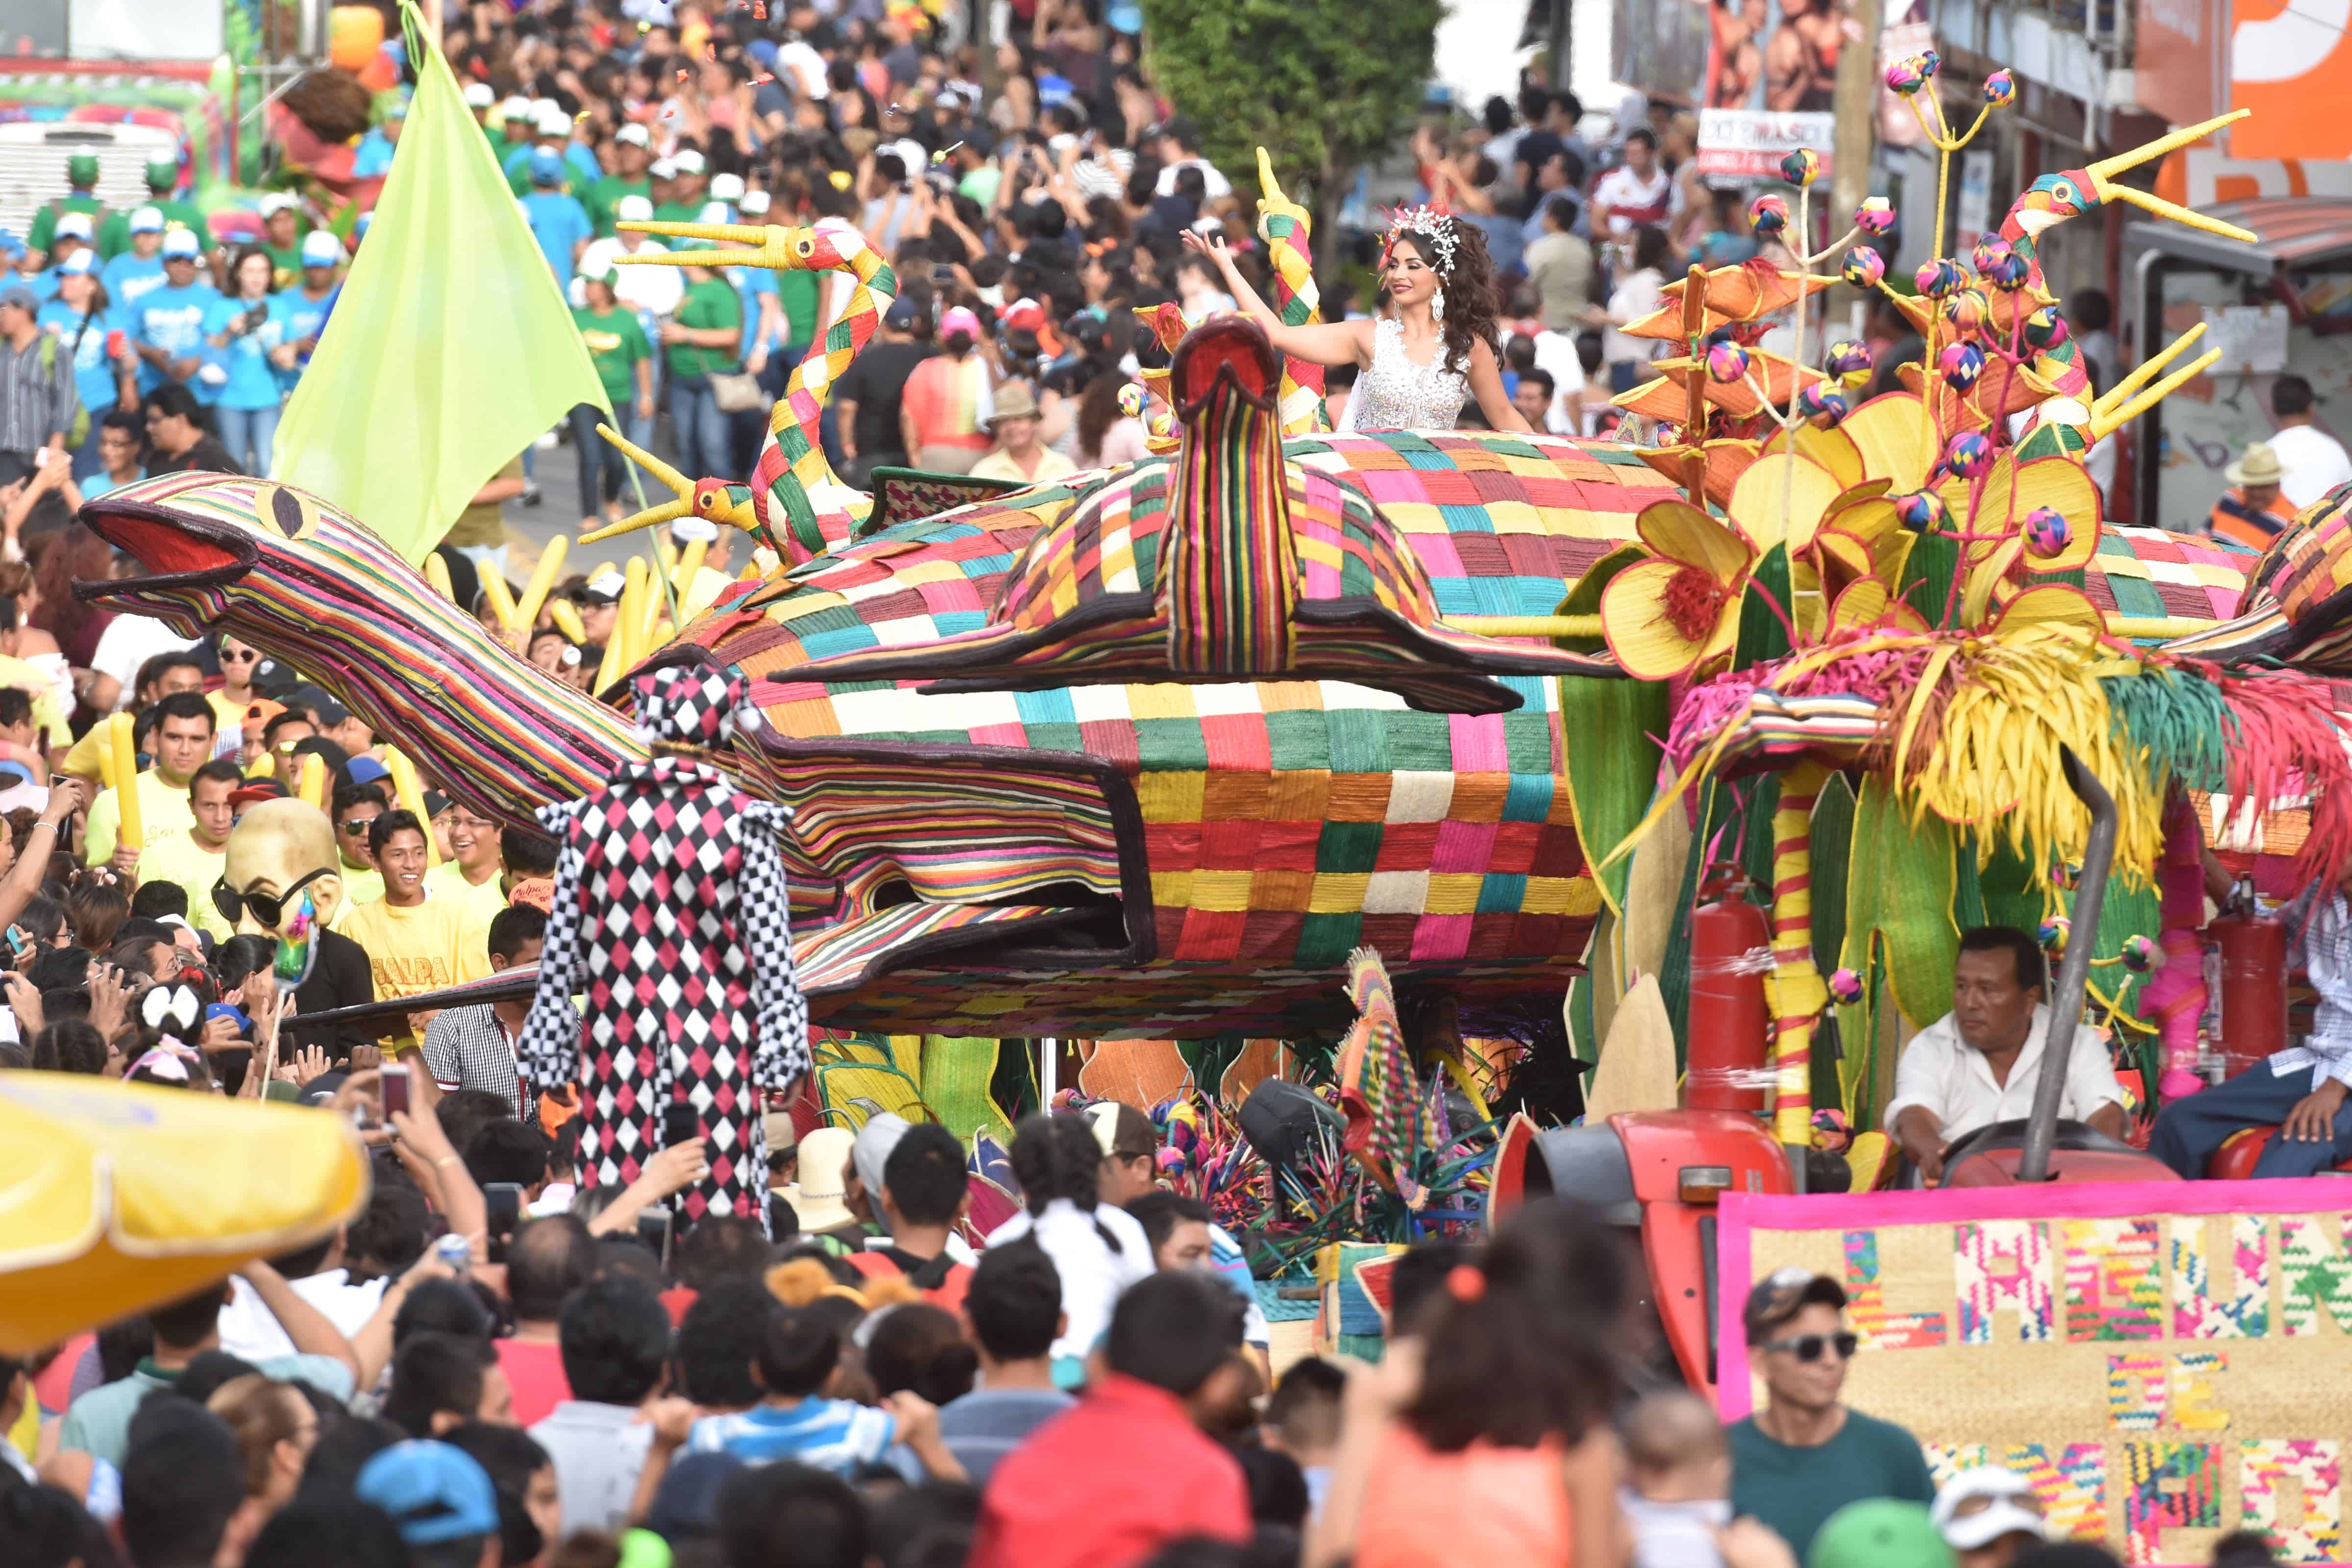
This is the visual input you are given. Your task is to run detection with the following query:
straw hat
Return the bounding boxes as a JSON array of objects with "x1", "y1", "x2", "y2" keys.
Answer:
[
  {"x1": 781, "y1": 1127, "x2": 856, "y2": 1231},
  {"x1": 2227, "y1": 441, "x2": 2283, "y2": 487},
  {"x1": 987, "y1": 381, "x2": 1042, "y2": 428}
]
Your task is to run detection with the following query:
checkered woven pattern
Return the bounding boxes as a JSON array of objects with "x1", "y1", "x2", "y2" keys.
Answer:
[
  {"x1": 2079, "y1": 524, "x2": 2251, "y2": 623},
  {"x1": 747, "y1": 220, "x2": 897, "y2": 561}
]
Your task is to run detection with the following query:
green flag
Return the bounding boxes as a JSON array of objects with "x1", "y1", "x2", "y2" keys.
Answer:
[{"x1": 272, "y1": 3, "x2": 609, "y2": 564}]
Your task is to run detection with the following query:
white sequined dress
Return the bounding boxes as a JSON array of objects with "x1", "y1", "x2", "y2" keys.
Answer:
[{"x1": 1347, "y1": 317, "x2": 1471, "y2": 432}]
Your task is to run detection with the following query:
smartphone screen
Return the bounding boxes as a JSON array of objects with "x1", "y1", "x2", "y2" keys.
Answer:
[
  {"x1": 381, "y1": 1062, "x2": 410, "y2": 1116},
  {"x1": 662, "y1": 1101, "x2": 700, "y2": 1149}
]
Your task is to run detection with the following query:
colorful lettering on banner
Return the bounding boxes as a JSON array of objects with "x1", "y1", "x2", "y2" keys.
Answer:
[
  {"x1": 2173, "y1": 1215, "x2": 2270, "y2": 1340},
  {"x1": 2171, "y1": 1351, "x2": 2230, "y2": 1432},
  {"x1": 1959, "y1": 1220, "x2": 2056, "y2": 1343},
  {"x1": 2278, "y1": 1214, "x2": 2352, "y2": 1336},
  {"x1": 2063, "y1": 1218, "x2": 2165, "y2": 1342},
  {"x1": 1927, "y1": 1444, "x2": 1995, "y2": 1490},
  {"x1": 2123, "y1": 1442, "x2": 2221, "y2": 1567},
  {"x1": 2011, "y1": 1443, "x2": 2111, "y2": 1542},
  {"x1": 2241, "y1": 1439, "x2": 2345, "y2": 1564},
  {"x1": 1845, "y1": 1228, "x2": 1950, "y2": 1349},
  {"x1": 2108, "y1": 1354, "x2": 2168, "y2": 1432}
]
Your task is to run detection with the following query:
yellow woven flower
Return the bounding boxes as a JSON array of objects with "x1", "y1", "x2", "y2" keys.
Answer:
[{"x1": 1598, "y1": 500, "x2": 1758, "y2": 681}]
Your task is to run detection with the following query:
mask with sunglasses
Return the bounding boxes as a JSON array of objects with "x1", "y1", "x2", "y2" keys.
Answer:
[
  {"x1": 214, "y1": 867, "x2": 330, "y2": 987},
  {"x1": 220, "y1": 799, "x2": 350, "y2": 991}
]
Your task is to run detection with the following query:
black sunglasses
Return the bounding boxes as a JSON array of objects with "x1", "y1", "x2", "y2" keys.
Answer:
[
  {"x1": 339, "y1": 817, "x2": 376, "y2": 834},
  {"x1": 213, "y1": 866, "x2": 331, "y2": 928},
  {"x1": 1762, "y1": 1331, "x2": 1858, "y2": 1363}
]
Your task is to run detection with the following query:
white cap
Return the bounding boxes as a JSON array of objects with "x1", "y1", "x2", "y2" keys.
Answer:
[
  {"x1": 567, "y1": 274, "x2": 588, "y2": 308},
  {"x1": 672, "y1": 148, "x2": 707, "y2": 175},
  {"x1": 615, "y1": 194, "x2": 655, "y2": 222},
  {"x1": 500, "y1": 95, "x2": 533, "y2": 121},
  {"x1": 588, "y1": 570, "x2": 626, "y2": 599},
  {"x1": 649, "y1": 158, "x2": 677, "y2": 180},
  {"x1": 889, "y1": 138, "x2": 927, "y2": 173},
  {"x1": 299, "y1": 230, "x2": 344, "y2": 268},
  {"x1": 128, "y1": 205, "x2": 164, "y2": 234},
  {"x1": 739, "y1": 190, "x2": 772, "y2": 216},
  {"x1": 1932, "y1": 1469, "x2": 2047, "y2": 1552},
  {"x1": 160, "y1": 228, "x2": 202, "y2": 258},
  {"x1": 614, "y1": 123, "x2": 651, "y2": 149},
  {"x1": 696, "y1": 201, "x2": 731, "y2": 224},
  {"x1": 464, "y1": 82, "x2": 496, "y2": 109},
  {"x1": 709, "y1": 172, "x2": 746, "y2": 203},
  {"x1": 530, "y1": 97, "x2": 559, "y2": 121},
  {"x1": 536, "y1": 102, "x2": 573, "y2": 137},
  {"x1": 670, "y1": 517, "x2": 720, "y2": 543},
  {"x1": 54, "y1": 212, "x2": 93, "y2": 240},
  {"x1": 257, "y1": 191, "x2": 298, "y2": 219}
]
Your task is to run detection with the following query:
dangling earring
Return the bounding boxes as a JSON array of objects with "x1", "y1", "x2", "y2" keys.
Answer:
[{"x1": 1431, "y1": 286, "x2": 1446, "y2": 324}]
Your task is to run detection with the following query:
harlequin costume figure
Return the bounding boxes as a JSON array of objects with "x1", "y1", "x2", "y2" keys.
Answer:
[{"x1": 519, "y1": 665, "x2": 808, "y2": 1230}]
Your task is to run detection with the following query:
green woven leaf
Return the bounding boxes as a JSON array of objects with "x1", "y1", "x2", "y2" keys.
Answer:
[
  {"x1": 1898, "y1": 524, "x2": 1960, "y2": 631},
  {"x1": 1839, "y1": 774, "x2": 1960, "y2": 1114},
  {"x1": 1559, "y1": 673, "x2": 1671, "y2": 912},
  {"x1": 1810, "y1": 772, "x2": 1855, "y2": 975},
  {"x1": 1735, "y1": 543, "x2": 1795, "y2": 666}
]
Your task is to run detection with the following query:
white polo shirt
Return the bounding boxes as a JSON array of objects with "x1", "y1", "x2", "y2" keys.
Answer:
[{"x1": 1881, "y1": 1004, "x2": 2126, "y2": 1144}]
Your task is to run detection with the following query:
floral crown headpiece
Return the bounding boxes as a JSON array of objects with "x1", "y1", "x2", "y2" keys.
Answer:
[{"x1": 1382, "y1": 202, "x2": 1459, "y2": 275}]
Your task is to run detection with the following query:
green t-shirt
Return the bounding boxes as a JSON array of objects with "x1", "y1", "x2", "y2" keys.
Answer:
[
  {"x1": 585, "y1": 175, "x2": 651, "y2": 238},
  {"x1": 668, "y1": 277, "x2": 741, "y2": 378},
  {"x1": 1725, "y1": 1410, "x2": 1935, "y2": 1557},
  {"x1": 266, "y1": 243, "x2": 305, "y2": 293},
  {"x1": 574, "y1": 304, "x2": 651, "y2": 405},
  {"x1": 98, "y1": 198, "x2": 207, "y2": 260},
  {"x1": 779, "y1": 271, "x2": 819, "y2": 351},
  {"x1": 652, "y1": 200, "x2": 705, "y2": 227},
  {"x1": 27, "y1": 194, "x2": 105, "y2": 255}
]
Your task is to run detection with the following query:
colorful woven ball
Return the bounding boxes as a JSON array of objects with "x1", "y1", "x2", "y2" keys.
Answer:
[
  {"x1": 1919, "y1": 49, "x2": 1942, "y2": 78},
  {"x1": 2122, "y1": 934, "x2": 2156, "y2": 973},
  {"x1": 2052, "y1": 859, "x2": 2080, "y2": 890},
  {"x1": 1706, "y1": 340, "x2": 1753, "y2": 384},
  {"x1": 1941, "y1": 288, "x2": 1989, "y2": 335},
  {"x1": 1797, "y1": 384, "x2": 1849, "y2": 423},
  {"x1": 1779, "y1": 148, "x2": 1820, "y2": 188},
  {"x1": 1811, "y1": 1107, "x2": 1853, "y2": 1152},
  {"x1": 2038, "y1": 916, "x2": 2071, "y2": 954},
  {"x1": 1941, "y1": 428, "x2": 1993, "y2": 477},
  {"x1": 1828, "y1": 966, "x2": 1865, "y2": 1006},
  {"x1": 2023, "y1": 305, "x2": 2068, "y2": 349},
  {"x1": 1116, "y1": 382, "x2": 1146, "y2": 418},
  {"x1": 1853, "y1": 196, "x2": 1896, "y2": 236},
  {"x1": 1840, "y1": 246, "x2": 1886, "y2": 289},
  {"x1": 1155, "y1": 1147, "x2": 1188, "y2": 1175},
  {"x1": 1915, "y1": 257, "x2": 1967, "y2": 298},
  {"x1": 2023, "y1": 505, "x2": 2070, "y2": 559},
  {"x1": 1886, "y1": 56, "x2": 1928, "y2": 95},
  {"x1": 1969, "y1": 236, "x2": 2024, "y2": 290},
  {"x1": 1938, "y1": 342, "x2": 1986, "y2": 393},
  {"x1": 1824, "y1": 339, "x2": 1873, "y2": 377},
  {"x1": 1894, "y1": 490, "x2": 1951, "y2": 531},
  {"x1": 1984, "y1": 69, "x2": 2016, "y2": 107},
  {"x1": 1748, "y1": 193, "x2": 1789, "y2": 235}
]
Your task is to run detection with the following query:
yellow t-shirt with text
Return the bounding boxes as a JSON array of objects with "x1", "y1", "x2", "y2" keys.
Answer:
[
  {"x1": 83, "y1": 770, "x2": 198, "y2": 866},
  {"x1": 337, "y1": 892, "x2": 495, "y2": 1012}
]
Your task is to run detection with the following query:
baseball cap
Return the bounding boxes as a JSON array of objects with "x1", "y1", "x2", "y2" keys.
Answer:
[
  {"x1": 1000, "y1": 297, "x2": 1046, "y2": 334},
  {"x1": 1742, "y1": 1266, "x2": 1848, "y2": 1339},
  {"x1": 614, "y1": 123, "x2": 651, "y2": 149},
  {"x1": 58, "y1": 250, "x2": 96, "y2": 277},
  {"x1": 696, "y1": 200, "x2": 730, "y2": 223},
  {"x1": 1810, "y1": 1501, "x2": 1954, "y2": 1568},
  {"x1": 939, "y1": 305, "x2": 982, "y2": 340},
  {"x1": 385, "y1": 98, "x2": 409, "y2": 121},
  {"x1": 161, "y1": 228, "x2": 202, "y2": 259},
  {"x1": 128, "y1": 205, "x2": 164, "y2": 234},
  {"x1": 356, "y1": 1441, "x2": 501, "y2": 1547},
  {"x1": 343, "y1": 755, "x2": 392, "y2": 787},
  {"x1": 884, "y1": 296, "x2": 919, "y2": 329},
  {"x1": 241, "y1": 698, "x2": 287, "y2": 736},
  {"x1": 529, "y1": 97, "x2": 560, "y2": 122},
  {"x1": 423, "y1": 790, "x2": 454, "y2": 819},
  {"x1": 673, "y1": 148, "x2": 707, "y2": 175},
  {"x1": 145, "y1": 155, "x2": 178, "y2": 186},
  {"x1": 54, "y1": 212, "x2": 93, "y2": 241},
  {"x1": 851, "y1": 1111, "x2": 911, "y2": 1200},
  {"x1": 1932, "y1": 1469, "x2": 2047, "y2": 1552},
  {"x1": 670, "y1": 517, "x2": 720, "y2": 545},
  {"x1": 649, "y1": 157, "x2": 677, "y2": 181},
  {"x1": 530, "y1": 148, "x2": 565, "y2": 185},
  {"x1": 616, "y1": 194, "x2": 655, "y2": 223},
  {"x1": 710, "y1": 172, "x2": 746, "y2": 203},
  {"x1": 500, "y1": 95, "x2": 534, "y2": 122},
  {"x1": 739, "y1": 190, "x2": 772, "y2": 216},
  {"x1": 0, "y1": 761, "x2": 34, "y2": 789},
  {"x1": 300, "y1": 231, "x2": 344, "y2": 268},
  {"x1": 285, "y1": 684, "x2": 351, "y2": 728},
  {"x1": 257, "y1": 192, "x2": 298, "y2": 219},
  {"x1": 535, "y1": 102, "x2": 572, "y2": 138},
  {"x1": 229, "y1": 776, "x2": 290, "y2": 808},
  {"x1": 0, "y1": 286, "x2": 37, "y2": 317},
  {"x1": 463, "y1": 81, "x2": 496, "y2": 110},
  {"x1": 67, "y1": 153, "x2": 98, "y2": 183},
  {"x1": 584, "y1": 571, "x2": 626, "y2": 605}
]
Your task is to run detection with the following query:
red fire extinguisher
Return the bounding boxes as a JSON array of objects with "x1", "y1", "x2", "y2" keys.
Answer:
[
  {"x1": 1687, "y1": 881, "x2": 1770, "y2": 1112},
  {"x1": 2212, "y1": 902, "x2": 2287, "y2": 1079}
]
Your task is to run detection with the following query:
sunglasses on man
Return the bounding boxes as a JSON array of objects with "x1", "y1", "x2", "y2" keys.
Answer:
[
  {"x1": 1761, "y1": 1331, "x2": 1859, "y2": 1363},
  {"x1": 212, "y1": 866, "x2": 331, "y2": 928}
]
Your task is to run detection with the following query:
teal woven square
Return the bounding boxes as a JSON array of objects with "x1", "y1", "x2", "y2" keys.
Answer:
[
  {"x1": 1265, "y1": 710, "x2": 1333, "y2": 771},
  {"x1": 1385, "y1": 712, "x2": 1452, "y2": 770},
  {"x1": 1325, "y1": 709, "x2": 1392, "y2": 773},
  {"x1": 1133, "y1": 717, "x2": 1210, "y2": 769},
  {"x1": 1502, "y1": 713, "x2": 1554, "y2": 772}
]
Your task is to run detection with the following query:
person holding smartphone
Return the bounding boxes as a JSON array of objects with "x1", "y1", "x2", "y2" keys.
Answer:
[{"x1": 203, "y1": 246, "x2": 287, "y2": 482}]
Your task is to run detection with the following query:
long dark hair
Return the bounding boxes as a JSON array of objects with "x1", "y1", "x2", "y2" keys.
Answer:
[
  {"x1": 1393, "y1": 222, "x2": 1501, "y2": 378},
  {"x1": 1076, "y1": 363, "x2": 1126, "y2": 464},
  {"x1": 1008, "y1": 1110, "x2": 1124, "y2": 1253}
]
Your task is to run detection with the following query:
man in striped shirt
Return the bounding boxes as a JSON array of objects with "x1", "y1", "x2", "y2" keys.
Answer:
[
  {"x1": 0, "y1": 285, "x2": 77, "y2": 487},
  {"x1": 420, "y1": 903, "x2": 565, "y2": 1119},
  {"x1": 687, "y1": 1303, "x2": 963, "y2": 1480}
]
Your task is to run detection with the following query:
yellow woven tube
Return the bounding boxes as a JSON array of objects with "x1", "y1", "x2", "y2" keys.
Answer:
[
  {"x1": 424, "y1": 552, "x2": 454, "y2": 601},
  {"x1": 383, "y1": 749, "x2": 439, "y2": 867},
  {"x1": 512, "y1": 535, "x2": 568, "y2": 637},
  {"x1": 107, "y1": 713, "x2": 141, "y2": 855},
  {"x1": 1765, "y1": 760, "x2": 1830, "y2": 1149},
  {"x1": 548, "y1": 599, "x2": 586, "y2": 645},
  {"x1": 297, "y1": 753, "x2": 328, "y2": 809},
  {"x1": 478, "y1": 567, "x2": 521, "y2": 636}
]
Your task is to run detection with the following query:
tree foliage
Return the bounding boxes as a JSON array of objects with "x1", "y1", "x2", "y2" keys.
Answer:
[{"x1": 1137, "y1": 0, "x2": 1442, "y2": 208}]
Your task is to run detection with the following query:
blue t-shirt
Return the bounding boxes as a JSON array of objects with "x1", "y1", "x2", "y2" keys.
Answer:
[
  {"x1": 35, "y1": 299, "x2": 119, "y2": 417},
  {"x1": 352, "y1": 128, "x2": 398, "y2": 179},
  {"x1": 521, "y1": 192, "x2": 592, "y2": 288},
  {"x1": 202, "y1": 294, "x2": 284, "y2": 410},
  {"x1": 24, "y1": 270, "x2": 59, "y2": 305},
  {"x1": 686, "y1": 1399, "x2": 897, "y2": 1475},
  {"x1": 81, "y1": 468, "x2": 143, "y2": 499},
  {"x1": 101, "y1": 251, "x2": 167, "y2": 312},
  {"x1": 733, "y1": 266, "x2": 779, "y2": 358},
  {"x1": 129, "y1": 281, "x2": 221, "y2": 399},
  {"x1": 269, "y1": 288, "x2": 335, "y2": 394}
]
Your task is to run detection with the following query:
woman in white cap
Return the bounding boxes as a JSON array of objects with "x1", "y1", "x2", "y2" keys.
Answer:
[
  {"x1": 203, "y1": 245, "x2": 289, "y2": 475},
  {"x1": 35, "y1": 251, "x2": 127, "y2": 479},
  {"x1": 99, "y1": 207, "x2": 170, "y2": 314}
]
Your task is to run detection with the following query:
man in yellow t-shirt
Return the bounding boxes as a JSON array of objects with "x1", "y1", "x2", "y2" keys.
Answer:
[
  {"x1": 62, "y1": 653, "x2": 208, "y2": 786},
  {"x1": 425, "y1": 802, "x2": 509, "y2": 931},
  {"x1": 136, "y1": 759, "x2": 243, "y2": 940},
  {"x1": 337, "y1": 808, "x2": 493, "y2": 1049},
  {"x1": 85, "y1": 692, "x2": 217, "y2": 871}
]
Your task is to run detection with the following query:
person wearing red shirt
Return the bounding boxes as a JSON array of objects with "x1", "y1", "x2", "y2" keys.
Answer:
[
  {"x1": 495, "y1": 1214, "x2": 596, "y2": 1427},
  {"x1": 969, "y1": 1271, "x2": 1251, "y2": 1568}
]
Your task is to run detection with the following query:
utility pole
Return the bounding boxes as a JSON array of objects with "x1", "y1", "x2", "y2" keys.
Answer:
[{"x1": 1830, "y1": 0, "x2": 1882, "y2": 236}]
